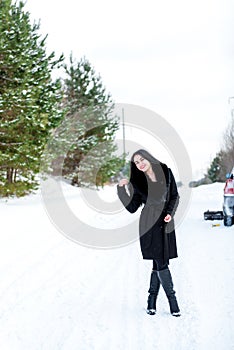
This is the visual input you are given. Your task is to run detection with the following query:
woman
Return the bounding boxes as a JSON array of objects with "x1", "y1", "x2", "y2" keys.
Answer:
[{"x1": 117, "y1": 149, "x2": 181, "y2": 317}]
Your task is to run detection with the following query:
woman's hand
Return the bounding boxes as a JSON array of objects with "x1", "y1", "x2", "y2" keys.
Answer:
[
  {"x1": 164, "y1": 214, "x2": 172, "y2": 223},
  {"x1": 118, "y1": 178, "x2": 129, "y2": 187}
]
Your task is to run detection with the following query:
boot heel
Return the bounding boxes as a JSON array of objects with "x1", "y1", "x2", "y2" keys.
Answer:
[
  {"x1": 146, "y1": 309, "x2": 156, "y2": 315},
  {"x1": 172, "y1": 311, "x2": 181, "y2": 317}
]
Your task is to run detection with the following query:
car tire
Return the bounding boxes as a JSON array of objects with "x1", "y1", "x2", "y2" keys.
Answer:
[{"x1": 224, "y1": 215, "x2": 233, "y2": 226}]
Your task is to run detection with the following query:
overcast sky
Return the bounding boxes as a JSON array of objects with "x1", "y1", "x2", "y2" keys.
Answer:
[{"x1": 25, "y1": 0, "x2": 234, "y2": 179}]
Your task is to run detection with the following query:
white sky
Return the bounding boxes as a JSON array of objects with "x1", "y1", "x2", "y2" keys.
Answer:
[{"x1": 25, "y1": 0, "x2": 234, "y2": 179}]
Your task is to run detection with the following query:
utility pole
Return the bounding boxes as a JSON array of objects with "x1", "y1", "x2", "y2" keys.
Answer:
[
  {"x1": 122, "y1": 108, "x2": 126, "y2": 162},
  {"x1": 228, "y1": 96, "x2": 234, "y2": 118}
]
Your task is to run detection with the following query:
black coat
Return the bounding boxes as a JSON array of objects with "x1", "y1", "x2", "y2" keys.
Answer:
[{"x1": 117, "y1": 163, "x2": 179, "y2": 262}]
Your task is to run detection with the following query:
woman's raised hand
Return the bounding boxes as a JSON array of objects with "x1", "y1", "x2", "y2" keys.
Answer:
[{"x1": 118, "y1": 178, "x2": 129, "y2": 187}]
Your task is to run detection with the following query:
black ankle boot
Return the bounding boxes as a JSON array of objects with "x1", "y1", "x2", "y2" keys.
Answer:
[
  {"x1": 147, "y1": 270, "x2": 160, "y2": 315},
  {"x1": 157, "y1": 268, "x2": 181, "y2": 317}
]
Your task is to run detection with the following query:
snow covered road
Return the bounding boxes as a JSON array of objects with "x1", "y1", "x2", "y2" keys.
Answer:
[{"x1": 0, "y1": 182, "x2": 233, "y2": 350}]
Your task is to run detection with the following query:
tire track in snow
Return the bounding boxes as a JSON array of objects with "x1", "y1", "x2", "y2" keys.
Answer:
[
  {"x1": 52, "y1": 247, "x2": 132, "y2": 350},
  {"x1": 0, "y1": 240, "x2": 67, "y2": 319},
  {"x1": 61, "y1": 243, "x2": 141, "y2": 350},
  {"x1": 60, "y1": 242, "x2": 145, "y2": 350},
  {"x1": 0, "y1": 239, "x2": 121, "y2": 350}
]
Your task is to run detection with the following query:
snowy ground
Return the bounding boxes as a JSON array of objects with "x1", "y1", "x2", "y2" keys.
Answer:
[{"x1": 0, "y1": 182, "x2": 234, "y2": 350}]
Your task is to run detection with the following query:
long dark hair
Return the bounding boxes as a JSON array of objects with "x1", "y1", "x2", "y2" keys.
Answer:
[{"x1": 129, "y1": 149, "x2": 167, "y2": 194}]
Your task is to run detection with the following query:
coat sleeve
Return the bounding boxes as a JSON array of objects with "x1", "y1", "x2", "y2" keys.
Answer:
[
  {"x1": 117, "y1": 183, "x2": 142, "y2": 213},
  {"x1": 165, "y1": 169, "x2": 179, "y2": 216}
]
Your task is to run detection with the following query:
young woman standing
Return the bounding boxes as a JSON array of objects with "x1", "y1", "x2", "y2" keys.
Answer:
[{"x1": 117, "y1": 149, "x2": 181, "y2": 317}]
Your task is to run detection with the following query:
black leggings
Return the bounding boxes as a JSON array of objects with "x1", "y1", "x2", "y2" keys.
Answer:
[{"x1": 153, "y1": 259, "x2": 168, "y2": 271}]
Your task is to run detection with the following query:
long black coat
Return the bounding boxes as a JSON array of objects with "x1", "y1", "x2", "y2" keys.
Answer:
[{"x1": 117, "y1": 163, "x2": 179, "y2": 263}]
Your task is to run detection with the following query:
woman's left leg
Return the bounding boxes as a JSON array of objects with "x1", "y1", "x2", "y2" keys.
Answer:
[
  {"x1": 156, "y1": 265, "x2": 181, "y2": 317},
  {"x1": 153, "y1": 259, "x2": 168, "y2": 271}
]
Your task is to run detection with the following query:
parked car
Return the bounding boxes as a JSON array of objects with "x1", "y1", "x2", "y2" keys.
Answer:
[{"x1": 223, "y1": 167, "x2": 234, "y2": 226}]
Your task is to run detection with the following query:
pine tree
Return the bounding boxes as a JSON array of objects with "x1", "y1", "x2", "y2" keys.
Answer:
[
  {"x1": 0, "y1": 0, "x2": 64, "y2": 196},
  {"x1": 207, "y1": 154, "x2": 222, "y2": 182},
  {"x1": 54, "y1": 55, "x2": 123, "y2": 187}
]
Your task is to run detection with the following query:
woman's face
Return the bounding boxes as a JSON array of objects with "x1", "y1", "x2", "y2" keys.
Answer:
[{"x1": 133, "y1": 154, "x2": 152, "y2": 173}]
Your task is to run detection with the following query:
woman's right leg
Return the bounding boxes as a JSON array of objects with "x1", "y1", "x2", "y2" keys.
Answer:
[
  {"x1": 146, "y1": 267, "x2": 160, "y2": 315},
  {"x1": 146, "y1": 259, "x2": 164, "y2": 315}
]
